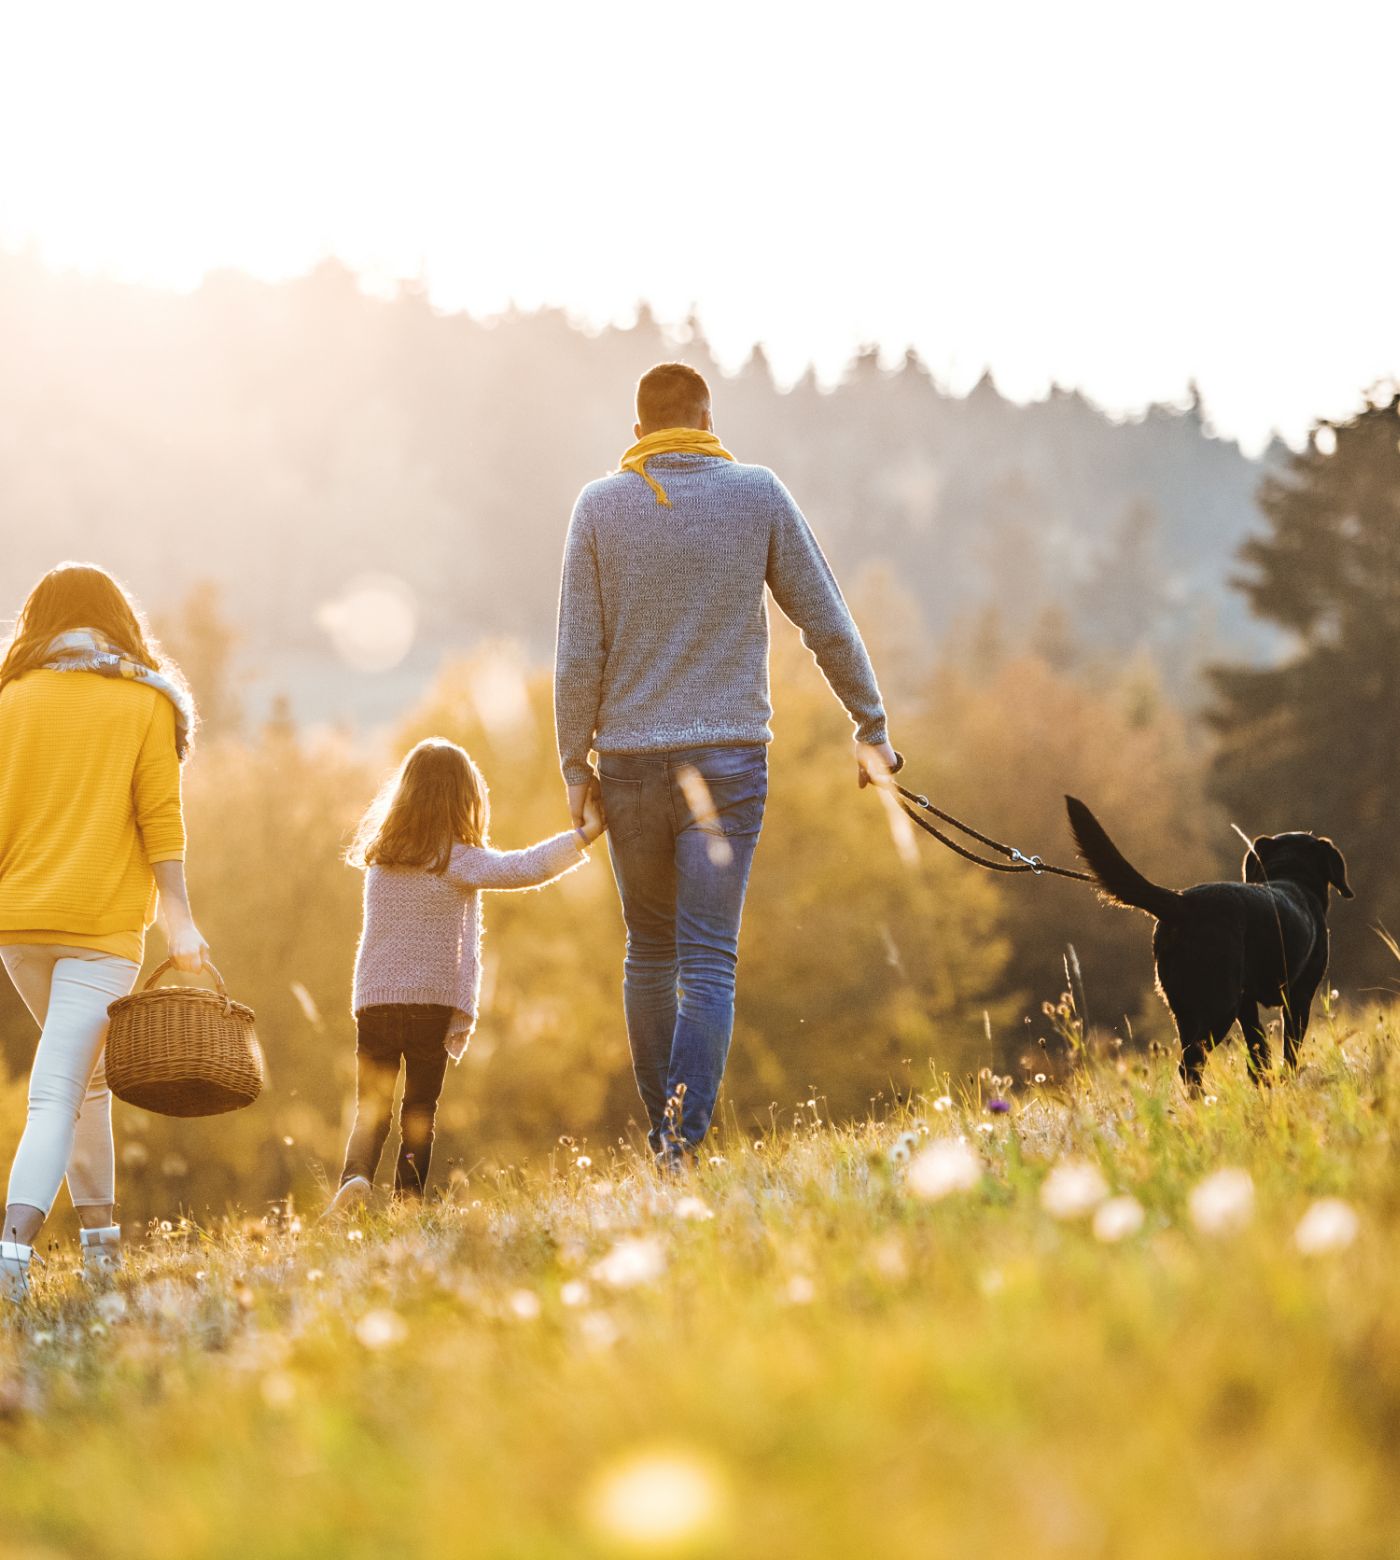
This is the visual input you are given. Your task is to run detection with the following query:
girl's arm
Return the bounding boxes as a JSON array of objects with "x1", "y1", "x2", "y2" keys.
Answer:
[{"x1": 446, "y1": 831, "x2": 589, "y2": 894}]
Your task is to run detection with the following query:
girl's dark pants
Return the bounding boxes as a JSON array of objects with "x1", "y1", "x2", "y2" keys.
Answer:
[{"x1": 340, "y1": 1004, "x2": 452, "y2": 1196}]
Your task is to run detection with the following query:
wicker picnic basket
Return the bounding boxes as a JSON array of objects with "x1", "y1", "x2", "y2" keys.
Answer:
[{"x1": 105, "y1": 959, "x2": 263, "y2": 1117}]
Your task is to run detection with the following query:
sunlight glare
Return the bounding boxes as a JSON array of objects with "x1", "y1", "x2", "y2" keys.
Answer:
[{"x1": 315, "y1": 573, "x2": 418, "y2": 673}]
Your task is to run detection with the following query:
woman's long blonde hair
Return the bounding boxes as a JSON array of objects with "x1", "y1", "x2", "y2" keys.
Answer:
[
  {"x1": 0, "y1": 562, "x2": 194, "y2": 712},
  {"x1": 349, "y1": 738, "x2": 489, "y2": 872}
]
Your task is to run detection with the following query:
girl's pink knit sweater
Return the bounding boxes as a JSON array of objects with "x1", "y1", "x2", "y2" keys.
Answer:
[{"x1": 352, "y1": 831, "x2": 586, "y2": 1057}]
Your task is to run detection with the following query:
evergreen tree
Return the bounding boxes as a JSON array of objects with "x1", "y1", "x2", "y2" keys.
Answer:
[{"x1": 1208, "y1": 393, "x2": 1400, "y2": 984}]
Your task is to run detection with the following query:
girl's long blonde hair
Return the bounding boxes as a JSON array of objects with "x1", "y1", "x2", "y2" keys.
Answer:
[
  {"x1": 348, "y1": 738, "x2": 489, "y2": 872},
  {"x1": 1, "y1": 561, "x2": 194, "y2": 712}
]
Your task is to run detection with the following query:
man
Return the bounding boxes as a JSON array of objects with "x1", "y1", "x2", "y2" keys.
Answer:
[{"x1": 554, "y1": 362, "x2": 896, "y2": 1164}]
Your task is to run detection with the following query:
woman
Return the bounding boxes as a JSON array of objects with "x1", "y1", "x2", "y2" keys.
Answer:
[{"x1": 0, "y1": 563, "x2": 208, "y2": 1300}]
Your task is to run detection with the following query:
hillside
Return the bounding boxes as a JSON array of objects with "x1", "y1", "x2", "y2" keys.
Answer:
[{"x1": 2, "y1": 1016, "x2": 1396, "y2": 1558}]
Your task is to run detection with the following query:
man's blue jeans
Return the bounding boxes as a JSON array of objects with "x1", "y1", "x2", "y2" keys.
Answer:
[{"x1": 598, "y1": 745, "x2": 767, "y2": 1160}]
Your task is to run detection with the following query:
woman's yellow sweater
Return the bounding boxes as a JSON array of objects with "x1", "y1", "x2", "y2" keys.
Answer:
[{"x1": 0, "y1": 670, "x2": 186, "y2": 962}]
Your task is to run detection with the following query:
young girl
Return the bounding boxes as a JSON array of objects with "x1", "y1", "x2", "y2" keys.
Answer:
[{"x1": 327, "y1": 738, "x2": 603, "y2": 1211}]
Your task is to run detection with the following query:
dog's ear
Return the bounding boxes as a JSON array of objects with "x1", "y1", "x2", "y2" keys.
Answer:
[
  {"x1": 1243, "y1": 835, "x2": 1275, "y2": 882},
  {"x1": 1320, "y1": 838, "x2": 1354, "y2": 899}
]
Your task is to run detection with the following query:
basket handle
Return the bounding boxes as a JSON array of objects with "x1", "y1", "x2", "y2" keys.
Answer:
[{"x1": 142, "y1": 957, "x2": 228, "y2": 997}]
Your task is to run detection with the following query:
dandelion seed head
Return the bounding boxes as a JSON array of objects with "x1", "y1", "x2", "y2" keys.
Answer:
[
  {"x1": 906, "y1": 1138, "x2": 981, "y2": 1201},
  {"x1": 674, "y1": 1195, "x2": 713, "y2": 1222},
  {"x1": 261, "y1": 1371, "x2": 296, "y2": 1409},
  {"x1": 561, "y1": 1280, "x2": 590, "y2": 1308},
  {"x1": 586, "y1": 1448, "x2": 728, "y2": 1551},
  {"x1": 1093, "y1": 1195, "x2": 1145, "y2": 1243},
  {"x1": 870, "y1": 1236, "x2": 909, "y2": 1281},
  {"x1": 95, "y1": 1292, "x2": 128, "y2": 1324},
  {"x1": 1188, "y1": 1168, "x2": 1255, "y2": 1235},
  {"x1": 579, "y1": 1311, "x2": 621, "y2": 1351},
  {"x1": 1040, "y1": 1161, "x2": 1110, "y2": 1220},
  {"x1": 508, "y1": 1289, "x2": 542, "y2": 1320},
  {"x1": 592, "y1": 1237, "x2": 666, "y2": 1290},
  {"x1": 355, "y1": 1309, "x2": 407, "y2": 1350},
  {"x1": 784, "y1": 1274, "x2": 816, "y2": 1305},
  {"x1": 1294, "y1": 1197, "x2": 1359, "y2": 1255}
]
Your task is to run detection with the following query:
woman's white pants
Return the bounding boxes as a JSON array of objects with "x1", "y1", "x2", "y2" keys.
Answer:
[{"x1": 2, "y1": 945, "x2": 139, "y2": 1216}]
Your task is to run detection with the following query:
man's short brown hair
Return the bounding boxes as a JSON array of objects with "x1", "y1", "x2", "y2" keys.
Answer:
[{"x1": 636, "y1": 362, "x2": 711, "y2": 432}]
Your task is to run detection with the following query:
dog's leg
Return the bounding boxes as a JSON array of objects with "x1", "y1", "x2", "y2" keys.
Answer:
[
  {"x1": 1237, "y1": 999, "x2": 1272, "y2": 1085},
  {"x1": 1282, "y1": 975, "x2": 1322, "y2": 1072},
  {"x1": 1177, "y1": 1022, "x2": 1210, "y2": 1093},
  {"x1": 1178, "y1": 1009, "x2": 1239, "y2": 1094}
]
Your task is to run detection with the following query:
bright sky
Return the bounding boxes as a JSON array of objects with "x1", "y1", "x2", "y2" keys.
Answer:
[{"x1": 2, "y1": 0, "x2": 1396, "y2": 452}]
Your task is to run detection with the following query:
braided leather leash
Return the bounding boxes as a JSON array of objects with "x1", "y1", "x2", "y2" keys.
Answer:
[{"x1": 882, "y1": 753, "x2": 1094, "y2": 883}]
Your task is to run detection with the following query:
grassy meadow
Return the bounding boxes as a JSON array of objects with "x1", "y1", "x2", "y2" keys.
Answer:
[{"x1": 2, "y1": 1009, "x2": 1399, "y2": 1560}]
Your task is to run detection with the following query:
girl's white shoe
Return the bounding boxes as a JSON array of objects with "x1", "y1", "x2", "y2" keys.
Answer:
[
  {"x1": 79, "y1": 1224, "x2": 122, "y2": 1279},
  {"x1": 322, "y1": 1176, "x2": 372, "y2": 1220},
  {"x1": 1, "y1": 1240, "x2": 35, "y2": 1303}
]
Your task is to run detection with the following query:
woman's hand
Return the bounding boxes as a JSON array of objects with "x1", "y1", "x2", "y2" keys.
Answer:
[
  {"x1": 152, "y1": 860, "x2": 210, "y2": 973},
  {"x1": 578, "y1": 787, "x2": 607, "y2": 844},
  {"x1": 167, "y1": 918, "x2": 211, "y2": 974}
]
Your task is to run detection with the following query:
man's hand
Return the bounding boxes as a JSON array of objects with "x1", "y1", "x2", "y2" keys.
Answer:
[
  {"x1": 856, "y1": 739, "x2": 900, "y2": 790},
  {"x1": 567, "y1": 781, "x2": 592, "y2": 831},
  {"x1": 578, "y1": 788, "x2": 607, "y2": 843},
  {"x1": 568, "y1": 777, "x2": 606, "y2": 834}
]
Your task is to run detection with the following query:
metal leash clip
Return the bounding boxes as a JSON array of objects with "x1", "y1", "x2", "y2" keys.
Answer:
[{"x1": 1009, "y1": 848, "x2": 1045, "y2": 874}]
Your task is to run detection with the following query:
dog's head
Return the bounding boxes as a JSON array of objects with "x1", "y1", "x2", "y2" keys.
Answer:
[{"x1": 1244, "y1": 832, "x2": 1354, "y2": 902}]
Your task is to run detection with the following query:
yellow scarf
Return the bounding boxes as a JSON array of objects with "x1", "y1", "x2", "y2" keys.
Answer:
[{"x1": 618, "y1": 427, "x2": 736, "y2": 506}]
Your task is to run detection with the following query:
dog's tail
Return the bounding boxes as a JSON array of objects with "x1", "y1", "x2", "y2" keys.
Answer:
[{"x1": 1064, "y1": 796, "x2": 1184, "y2": 921}]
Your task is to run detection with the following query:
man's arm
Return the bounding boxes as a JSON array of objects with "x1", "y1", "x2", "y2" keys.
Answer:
[
  {"x1": 765, "y1": 475, "x2": 896, "y2": 783},
  {"x1": 554, "y1": 496, "x2": 606, "y2": 820}
]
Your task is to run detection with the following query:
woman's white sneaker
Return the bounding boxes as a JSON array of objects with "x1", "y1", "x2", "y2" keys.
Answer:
[
  {"x1": 1, "y1": 1240, "x2": 35, "y2": 1303},
  {"x1": 79, "y1": 1224, "x2": 122, "y2": 1279}
]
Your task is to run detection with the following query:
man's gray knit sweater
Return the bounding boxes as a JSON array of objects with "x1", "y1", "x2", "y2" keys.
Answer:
[{"x1": 554, "y1": 452, "x2": 888, "y2": 784}]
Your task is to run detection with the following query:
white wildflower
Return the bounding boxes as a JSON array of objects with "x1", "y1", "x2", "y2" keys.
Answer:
[
  {"x1": 1188, "y1": 1168, "x2": 1255, "y2": 1235},
  {"x1": 1092, "y1": 1195, "x2": 1145, "y2": 1243},
  {"x1": 508, "y1": 1289, "x2": 542, "y2": 1320},
  {"x1": 1294, "y1": 1197, "x2": 1359, "y2": 1255},
  {"x1": 586, "y1": 1449, "x2": 727, "y2": 1548},
  {"x1": 887, "y1": 1131, "x2": 919, "y2": 1166},
  {"x1": 261, "y1": 1371, "x2": 296, "y2": 1409},
  {"x1": 355, "y1": 1308, "x2": 407, "y2": 1350},
  {"x1": 869, "y1": 1236, "x2": 909, "y2": 1281},
  {"x1": 94, "y1": 1291, "x2": 128, "y2": 1324},
  {"x1": 906, "y1": 1138, "x2": 981, "y2": 1201},
  {"x1": 578, "y1": 1311, "x2": 621, "y2": 1351},
  {"x1": 1040, "y1": 1161, "x2": 1110, "y2": 1220},
  {"x1": 674, "y1": 1195, "x2": 713, "y2": 1222},
  {"x1": 592, "y1": 1237, "x2": 666, "y2": 1290}
]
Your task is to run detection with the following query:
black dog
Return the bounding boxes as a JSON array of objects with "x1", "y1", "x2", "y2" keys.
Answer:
[{"x1": 1064, "y1": 796, "x2": 1352, "y2": 1089}]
